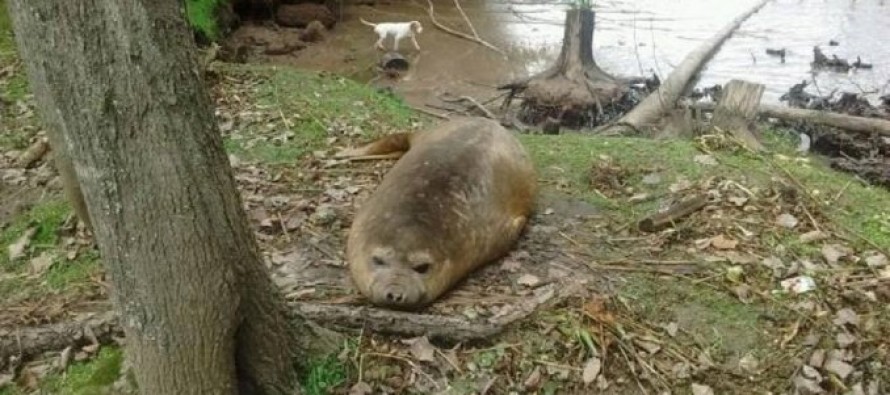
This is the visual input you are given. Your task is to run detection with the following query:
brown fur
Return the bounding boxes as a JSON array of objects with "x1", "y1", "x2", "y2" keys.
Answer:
[{"x1": 338, "y1": 118, "x2": 537, "y2": 310}]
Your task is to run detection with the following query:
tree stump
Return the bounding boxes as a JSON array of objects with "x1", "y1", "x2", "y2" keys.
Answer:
[{"x1": 711, "y1": 79, "x2": 766, "y2": 151}]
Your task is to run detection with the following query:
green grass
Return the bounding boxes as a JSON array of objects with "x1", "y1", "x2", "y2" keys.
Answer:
[
  {"x1": 41, "y1": 346, "x2": 124, "y2": 395},
  {"x1": 301, "y1": 354, "x2": 348, "y2": 395},
  {"x1": 0, "y1": 199, "x2": 71, "y2": 270},
  {"x1": 0, "y1": 0, "x2": 29, "y2": 104},
  {"x1": 223, "y1": 65, "x2": 421, "y2": 164}
]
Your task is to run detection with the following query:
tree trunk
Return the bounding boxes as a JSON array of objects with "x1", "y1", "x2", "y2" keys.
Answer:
[
  {"x1": 504, "y1": 8, "x2": 628, "y2": 128},
  {"x1": 8, "y1": 1, "x2": 335, "y2": 393}
]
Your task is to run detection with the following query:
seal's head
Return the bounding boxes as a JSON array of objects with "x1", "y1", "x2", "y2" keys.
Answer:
[{"x1": 351, "y1": 245, "x2": 443, "y2": 310}]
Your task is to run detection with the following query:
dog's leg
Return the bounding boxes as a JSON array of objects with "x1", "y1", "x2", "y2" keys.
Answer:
[
  {"x1": 411, "y1": 35, "x2": 420, "y2": 51},
  {"x1": 375, "y1": 36, "x2": 386, "y2": 51},
  {"x1": 393, "y1": 36, "x2": 400, "y2": 52}
]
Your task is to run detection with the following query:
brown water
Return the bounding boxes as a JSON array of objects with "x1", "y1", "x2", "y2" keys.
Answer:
[{"x1": 285, "y1": 0, "x2": 890, "y2": 108}]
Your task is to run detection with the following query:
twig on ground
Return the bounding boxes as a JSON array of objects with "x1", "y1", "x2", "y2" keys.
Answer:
[{"x1": 637, "y1": 193, "x2": 708, "y2": 232}]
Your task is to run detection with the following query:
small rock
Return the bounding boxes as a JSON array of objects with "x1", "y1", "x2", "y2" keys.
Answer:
[
  {"x1": 664, "y1": 322, "x2": 679, "y2": 337},
  {"x1": 711, "y1": 234, "x2": 738, "y2": 250}
]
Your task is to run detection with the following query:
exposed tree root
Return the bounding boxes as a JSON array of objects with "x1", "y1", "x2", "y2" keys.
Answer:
[
  {"x1": 499, "y1": 8, "x2": 633, "y2": 129},
  {"x1": 0, "y1": 281, "x2": 584, "y2": 367},
  {"x1": 598, "y1": 0, "x2": 771, "y2": 135}
]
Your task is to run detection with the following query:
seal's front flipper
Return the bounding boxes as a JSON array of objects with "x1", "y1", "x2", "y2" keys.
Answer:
[{"x1": 335, "y1": 132, "x2": 414, "y2": 160}]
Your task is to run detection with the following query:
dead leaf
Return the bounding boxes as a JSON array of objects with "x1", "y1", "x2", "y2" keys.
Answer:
[
  {"x1": 582, "y1": 357, "x2": 601, "y2": 384},
  {"x1": 523, "y1": 366, "x2": 543, "y2": 390},
  {"x1": 761, "y1": 256, "x2": 785, "y2": 277},
  {"x1": 793, "y1": 374, "x2": 825, "y2": 394},
  {"x1": 691, "y1": 383, "x2": 714, "y2": 395},
  {"x1": 726, "y1": 266, "x2": 744, "y2": 283},
  {"x1": 728, "y1": 196, "x2": 749, "y2": 206},
  {"x1": 349, "y1": 381, "x2": 373, "y2": 395},
  {"x1": 821, "y1": 244, "x2": 851, "y2": 265},
  {"x1": 738, "y1": 353, "x2": 759, "y2": 373},
  {"x1": 500, "y1": 258, "x2": 521, "y2": 272},
  {"x1": 634, "y1": 337, "x2": 661, "y2": 355},
  {"x1": 57, "y1": 346, "x2": 73, "y2": 372},
  {"x1": 694, "y1": 237, "x2": 712, "y2": 250},
  {"x1": 664, "y1": 322, "x2": 679, "y2": 337},
  {"x1": 833, "y1": 308, "x2": 860, "y2": 327},
  {"x1": 836, "y1": 332, "x2": 856, "y2": 348},
  {"x1": 864, "y1": 253, "x2": 887, "y2": 268},
  {"x1": 711, "y1": 234, "x2": 738, "y2": 250},
  {"x1": 642, "y1": 173, "x2": 661, "y2": 185},
  {"x1": 516, "y1": 274, "x2": 541, "y2": 288},
  {"x1": 823, "y1": 359, "x2": 853, "y2": 379},
  {"x1": 799, "y1": 230, "x2": 828, "y2": 243},
  {"x1": 669, "y1": 178, "x2": 692, "y2": 193},
  {"x1": 29, "y1": 252, "x2": 55, "y2": 278},
  {"x1": 82, "y1": 343, "x2": 99, "y2": 354},
  {"x1": 733, "y1": 284, "x2": 753, "y2": 304},
  {"x1": 403, "y1": 336, "x2": 436, "y2": 363},
  {"x1": 16, "y1": 368, "x2": 39, "y2": 392},
  {"x1": 8, "y1": 227, "x2": 36, "y2": 261},
  {"x1": 582, "y1": 295, "x2": 615, "y2": 325},
  {"x1": 809, "y1": 349, "x2": 826, "y2": 367},
  {"x1": 776, "y1": 213, "x2": 800, "y2": 229},
  {"x1": 694, "y1": 154, "x2": 718, "y2": 166}
]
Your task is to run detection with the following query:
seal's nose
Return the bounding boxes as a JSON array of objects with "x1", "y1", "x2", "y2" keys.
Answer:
[{"x1": 385, "y1": 290, "x2": 405, "y2": 303}]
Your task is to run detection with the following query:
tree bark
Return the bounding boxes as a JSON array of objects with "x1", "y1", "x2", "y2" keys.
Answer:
[
  {"x1": 711, "y1": 79, "x2": 766, "y2": 151},
  {"x1": 8, "y1": 1, "x2": 335, "y2": 393}
]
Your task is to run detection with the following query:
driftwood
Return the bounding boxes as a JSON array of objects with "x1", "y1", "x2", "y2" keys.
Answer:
[
  {"x1": 599, "y1": 0, "x2": 770, "y2": 135},
  {"x1": 689, "y1": 102, "x2": 890, "y2": 137},
  {"x1": 0, "y1": 311, "x2": 121, "y2": 371},
  {"x1": 425, "y1": 0, "x2": 506, "y2": 57},
  {"x1": 638, "y1": 194, "x2": 708, "y2": 232},
  {"x1": 0, "y1": 283, "x2": 583, "y2": 367},
  {"x1": 711, "y1": 79, "x2": 766, "y2": 151}
]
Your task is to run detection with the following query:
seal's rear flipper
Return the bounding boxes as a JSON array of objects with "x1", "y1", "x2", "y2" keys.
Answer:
[{"x1": 335, "y1": 132, "x2": 413, "y2": 161}]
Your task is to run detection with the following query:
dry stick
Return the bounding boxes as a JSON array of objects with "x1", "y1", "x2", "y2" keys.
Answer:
[
  {"x1": 410, "y1": 105, "x2": 449, "y2": 119},
  {"x1": 425, "y1": 0, "x2": 507, "y2": 58},
  {"x1": 452, "y1": 0, "x2": 479, "y2": 39},
  {"x1": 598, "y1": 0, "x2": 771, "y2": 134},
  {"x1": 637, "y1": 194, "x2": 708, "y2": 232}
]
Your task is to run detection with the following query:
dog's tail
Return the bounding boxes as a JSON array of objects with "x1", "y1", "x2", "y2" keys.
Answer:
[{"x1": 359, "y1": 17, "x2": 377, "y2": 27}]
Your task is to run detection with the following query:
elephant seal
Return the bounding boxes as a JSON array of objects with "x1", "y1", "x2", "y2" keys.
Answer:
[{"x1": 337, "y1": 117, "x2": 537, "y2": 310}]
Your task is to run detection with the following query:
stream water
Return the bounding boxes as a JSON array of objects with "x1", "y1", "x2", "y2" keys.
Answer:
[{"x1": 283, "y1": 0, "x2": 890, "y2": 108}]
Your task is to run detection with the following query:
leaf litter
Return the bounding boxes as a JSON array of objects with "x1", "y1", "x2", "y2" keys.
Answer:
[{"x1": 2, "y1": 67, "x2": 890, "y2": 394}]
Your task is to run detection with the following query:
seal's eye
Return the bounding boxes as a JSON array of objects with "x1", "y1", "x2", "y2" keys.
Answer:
[
  {"x1": 372, "y1": 256, "x2": 386, "y2": 267},
  {"x1": 413, "y1": 263, "x2": 431, "y2": 274}
]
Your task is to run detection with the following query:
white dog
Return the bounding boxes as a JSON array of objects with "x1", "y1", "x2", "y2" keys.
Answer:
[{"x1": 359, "y1": 18, "x2": 423, "y2": 52}]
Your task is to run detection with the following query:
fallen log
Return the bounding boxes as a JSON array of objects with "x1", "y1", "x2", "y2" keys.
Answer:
[
  {"x1": 598, "y1": 0, "x2": 771, "y2": 135},
  {"x1": 688, "y1": 102, "x2": 890, "y2": 137},
  {"x1": 0, "y1": 311, "x2": 121, "y2": 371},
  {"x1": 0, "y1": 282, "x2": 583, "y2": 368}
]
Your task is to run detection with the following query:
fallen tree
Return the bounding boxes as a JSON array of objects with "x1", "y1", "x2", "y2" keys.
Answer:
[
  {"x1": 597, "y1": 0, "x2": 771, "y2": 135},
  {"x1": 499, "y1": 6, "x2": 629, "y2": 129},
  {"x1": 689, "y1": 102, "x2": 890, "y2": 137}
]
